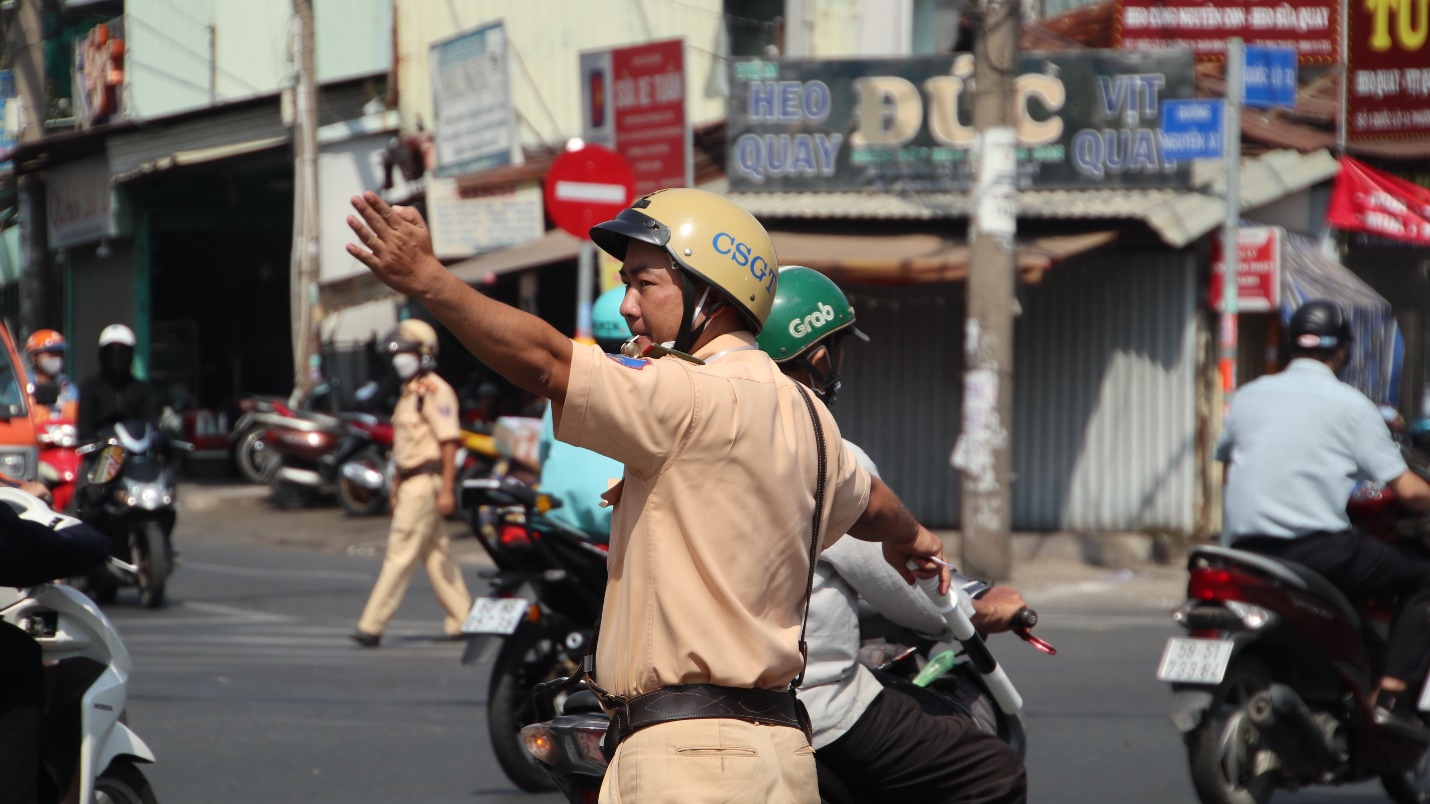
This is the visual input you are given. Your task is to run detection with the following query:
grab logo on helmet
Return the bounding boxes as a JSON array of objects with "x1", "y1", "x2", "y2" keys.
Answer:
[{"x1": 789, "y1": 302, "x2": 837, "y2": 338}]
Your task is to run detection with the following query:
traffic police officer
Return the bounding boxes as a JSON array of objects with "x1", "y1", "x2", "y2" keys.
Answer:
[
  {"x1": 1219, "y1": 299, "x2": 1430, "y2": 732},
  {"x1": 351, "y1": 319, "x2": 472, "y2": 647},
  {"x1": 346, "y1": 188, "x2": 948, "y2": 803}
]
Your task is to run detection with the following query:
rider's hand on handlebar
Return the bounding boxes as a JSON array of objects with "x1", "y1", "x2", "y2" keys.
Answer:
[
  {"x1": 970, "y1": 586, "x2": 1028, "y2": 634},
  {"x1": 884, "y1": 526, "x2": 951, "y2": 595},
  {"x1": 21, "y1": 482, "x2": 52, "y2": 506}
]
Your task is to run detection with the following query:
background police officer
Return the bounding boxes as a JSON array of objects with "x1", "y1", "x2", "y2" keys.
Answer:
[
  {"x1": 351, "y1": 319, "x2": 472, "y2": 647},
  {"x1": 1219, "y1": 300, "x2": 1430, "y2": 732},
  {"x1": 346, "y1": 188, "x2": 947, "y2": 803}
]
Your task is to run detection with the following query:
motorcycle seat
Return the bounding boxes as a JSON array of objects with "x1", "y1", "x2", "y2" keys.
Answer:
[{"x1": 1190, "y1": 545, "x2": 1361, "y2": 625}]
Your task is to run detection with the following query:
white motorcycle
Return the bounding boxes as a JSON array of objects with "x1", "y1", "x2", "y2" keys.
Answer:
[{"x1": 0, "y1": 488, "x2": 158, "y2": 803}]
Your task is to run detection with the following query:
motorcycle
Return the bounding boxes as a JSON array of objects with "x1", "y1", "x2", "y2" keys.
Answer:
[
  {"x1": 456, "y1": 474, "x2": 608, "y2": 793},
  {"x1": 74, "y1": 420, "x2": 188, "y2": 608},
  {"x1": 1161, "y1": 481, "x2": 1430, "y2": 803},
  {"x1": 36, "y1": 417, "x2": 80, "y2": 512},
  {"x1": 0, "y1": 489, "x2": 158, "y2": 803},
  {"x1": 261, "y1": 412, "x2": 381, "y2": 510},
  {"x1": 518, "y1": 566, "x2": 1052, "y2": 804},
  {"x1": 338, "y1": 428, "x2": 502, "y2": 518}
]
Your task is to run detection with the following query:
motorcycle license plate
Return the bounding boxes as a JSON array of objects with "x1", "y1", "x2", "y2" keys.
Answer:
[
  {"x1": 461, "y1": 597, "x2": 530, "y2": 635},
  {"x1": 1155, "y1": 638, "x2": 1234, "y2": 684}
]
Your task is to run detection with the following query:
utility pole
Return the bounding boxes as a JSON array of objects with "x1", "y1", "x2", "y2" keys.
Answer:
[
  {"x1": 1215, "y1": 39, "x2": 1244, "y2": 547},
  {"x1": 13, "y1": 0, "x2": 50, "y2": 338},
  {"x1": 957, "y1": 0, "x2": 1020, "y2": 581},
  {"x1": 290, "y1": 0, "x2": 322, "y2": 405}
]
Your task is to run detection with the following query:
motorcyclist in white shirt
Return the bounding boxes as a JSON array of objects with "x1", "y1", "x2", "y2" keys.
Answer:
[{"x1": 757, "y1": 267, "x2": 1028, "y2": 803}]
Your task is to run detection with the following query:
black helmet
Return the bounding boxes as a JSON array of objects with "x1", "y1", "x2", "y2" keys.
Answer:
[{"x1": 1289, "y1": 300, "x2": 1353, "y2": 352}]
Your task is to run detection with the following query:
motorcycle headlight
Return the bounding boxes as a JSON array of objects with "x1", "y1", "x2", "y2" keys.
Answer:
[{"x1": 0, "y1": 448, "x2": 37, "y2": 481}]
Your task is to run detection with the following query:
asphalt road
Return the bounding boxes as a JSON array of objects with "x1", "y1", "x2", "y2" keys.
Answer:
[{"x1": 94, "y1": 492, "x2": 1399, "y2": 803}]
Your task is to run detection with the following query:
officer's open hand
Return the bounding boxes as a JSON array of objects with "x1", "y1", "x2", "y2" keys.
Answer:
[
  {"x1": 346, "y1": 192, "x2": 443, "y2": 298},
  {"x1": 970, "y1": 586, "x2": 1027, "y2": 634}
]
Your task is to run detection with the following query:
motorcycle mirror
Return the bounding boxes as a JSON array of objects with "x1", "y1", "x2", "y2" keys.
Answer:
[{"x1": 32, "y1": 382, "x2": 60, "y2": 406}]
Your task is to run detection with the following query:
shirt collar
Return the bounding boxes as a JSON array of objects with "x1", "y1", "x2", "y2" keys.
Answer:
[
  {"x1": 1286, "y1": 358, "x2": 1337, "y2": 378},
  {"x1": 692, "y1": 331, "x2": 758, "y2": 361}
]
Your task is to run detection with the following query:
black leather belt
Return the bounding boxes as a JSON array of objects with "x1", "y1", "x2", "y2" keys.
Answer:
[
  {"x1": 601, "y1": 684, "x2": 810, "y2": 758},
  {"x1": 396, "y1": 461, "x2": 441, "y2": 481}
]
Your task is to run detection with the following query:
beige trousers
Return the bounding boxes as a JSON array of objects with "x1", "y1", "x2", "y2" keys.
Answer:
[
  {"x1": 356, "y1": 473, "x2": 472, "y2": 636},
  {"x1": 598, "y1": 719, "x2": 817, "y2": 804}
]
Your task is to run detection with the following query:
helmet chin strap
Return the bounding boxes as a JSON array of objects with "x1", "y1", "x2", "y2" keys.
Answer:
[
  {"x1": 795, "y1": 344, "x2": 842, "y2": 404},
  {"x1": 670, "y1": 274, "x2": 714, "y2": 353}
]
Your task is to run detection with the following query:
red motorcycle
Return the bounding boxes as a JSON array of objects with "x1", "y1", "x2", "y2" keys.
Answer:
[
  {"x1": 1162, "y1": 482, "x2": 1430, "y2": 803},
  {"x1": 36, "y1": 416, "x2": 80, "y2": 511}
]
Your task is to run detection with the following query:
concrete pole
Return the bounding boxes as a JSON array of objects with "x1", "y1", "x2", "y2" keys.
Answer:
[
  {"x1": 959, "y1": 0, "x2": 1020, "y2": 581},
  {"x1": 14, "y1": 0, "x2": 50, "y2": 338},
  {"x1": 290, "y1": 0, "x2": 322, "y2": 405}
]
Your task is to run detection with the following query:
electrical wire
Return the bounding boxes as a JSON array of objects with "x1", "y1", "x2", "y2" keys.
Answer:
[
  {"x1": 126, "y1": 15, "x2": 265, "y2": 94},
  {"x1": 150, "y1": 0, "x2": 212, "y2": 34},
  {"x1": 506, "y1": 39, "x2": 567, "y2": 144},
  {"x1": 649, "y1": 0, "x2": 779, "y2": 29},
  {"x1": 128, "y1": 59, "x2": 224, "y2": 97}
]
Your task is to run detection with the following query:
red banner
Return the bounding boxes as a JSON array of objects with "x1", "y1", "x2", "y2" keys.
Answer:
[
  {"x1": 1114, "y1": 0, "x2": 1338, "y2": 64},
  {"x1": 1347, "y1": 0, "x2": 1430, "y2": 139},
  {"x1": 1328, "y1": 157, "x2": 1430, "y2": 246}
]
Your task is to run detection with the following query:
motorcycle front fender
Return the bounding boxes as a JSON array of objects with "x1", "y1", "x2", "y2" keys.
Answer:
[{"x1": 97, "y1": 719, "x2": 157, "y2": 770}]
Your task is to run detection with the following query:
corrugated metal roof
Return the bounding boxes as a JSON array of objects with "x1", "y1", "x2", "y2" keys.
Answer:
[{"x1": 726, "y1": 149, "x2": 1341, "y2": 249}]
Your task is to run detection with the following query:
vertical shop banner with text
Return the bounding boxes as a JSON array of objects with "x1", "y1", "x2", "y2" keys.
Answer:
[
  {"x1": 431, "y1": 21, "x2": 522, "y2": 178},
  {"x1": 1114, "y1": 0, "x2": 1339, "y2": 64},
  {"x1": 1348, "y1": 0, "x2": 1430, "y2": 139},
  {"x1": 581, "y1": 39, "x2": 690, "y2": 197},
  {"x1": 1210, "y1": 226, "x2": 1284, "y2": 313},
  {"x1": 727, "y1": 50, "x2": 1194, "y2": 193}
]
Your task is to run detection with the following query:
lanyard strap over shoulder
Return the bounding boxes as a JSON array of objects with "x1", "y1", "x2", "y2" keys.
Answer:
[{"x1": 789, "y1": 382, "x2": 827, "y2": 692}]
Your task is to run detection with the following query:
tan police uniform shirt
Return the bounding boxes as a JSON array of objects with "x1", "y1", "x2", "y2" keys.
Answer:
[
  {"x1": 556, "y1": 332, "x2": 872, "y2": 699},
  {"x1": 392, "y1": 373, "x2": 461, "y2": 470}
]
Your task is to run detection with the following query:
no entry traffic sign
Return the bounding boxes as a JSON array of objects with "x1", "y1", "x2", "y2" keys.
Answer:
[{"x1": 544, "y1": 143, "x2": 636, "y2": 240}]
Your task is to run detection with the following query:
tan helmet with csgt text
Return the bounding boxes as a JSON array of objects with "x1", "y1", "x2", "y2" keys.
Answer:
[{"x1": 589, "y1": 188, "x2": 778, "y2": 340}]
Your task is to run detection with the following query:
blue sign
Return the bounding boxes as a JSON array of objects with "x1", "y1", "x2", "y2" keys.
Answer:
[
  {"x1": 1159, "y1": 99, "x2": 1225, "y2": 161},
  {"x1": 1243, "y1": 47, "x2": 1297, "y2": 109}
]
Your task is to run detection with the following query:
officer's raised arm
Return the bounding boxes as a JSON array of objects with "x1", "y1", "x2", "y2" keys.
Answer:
[{"x1": 346, "y1": 192, "x2": 575, "y2": 404}]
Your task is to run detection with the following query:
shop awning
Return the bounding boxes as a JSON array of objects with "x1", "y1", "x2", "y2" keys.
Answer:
[
  {"x1": 317, "y1": 271, "x2": 402, "y2": 316},
  {"x1": 447, "y1": 229, "x2": 582, "y2": 285},
  {"x1": 769, "y1": 229, "x2": 1118, "y2": 284},
  {"x1": 1279, "y1": 233, "x2": 1403, "y2": 404},
  {"x1": 727, "y1": 149, "x2": 1341, "y2": 249},
  {"x1": 1328, "y1": 157, "x2": 1430, "y2": 247},
  {"x1": 112, "y1": 135, "x2": 288, "y2": 183}
]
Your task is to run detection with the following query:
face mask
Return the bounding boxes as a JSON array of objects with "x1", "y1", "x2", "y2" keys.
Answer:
[
  {"x1": 392, "y1": 353, "x2": 421, "y2": 379},
  {"x1": 37, "y1": 355, "x2": 63, "y2": 376}
]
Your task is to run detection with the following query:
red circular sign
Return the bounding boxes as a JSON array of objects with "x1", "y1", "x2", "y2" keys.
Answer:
[{"x1": 544, "y1": 144, "x2": 636, "y2": 240}]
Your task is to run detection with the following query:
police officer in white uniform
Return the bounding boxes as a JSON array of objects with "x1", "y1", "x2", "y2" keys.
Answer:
[{"x1": 1218, "y1": 300, "x2": 1430, "y2": 732}]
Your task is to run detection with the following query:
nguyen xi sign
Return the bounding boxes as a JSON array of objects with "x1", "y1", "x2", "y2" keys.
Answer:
[{"x1": 726, "y1": 50, "x2": 1194, "y2": 192}]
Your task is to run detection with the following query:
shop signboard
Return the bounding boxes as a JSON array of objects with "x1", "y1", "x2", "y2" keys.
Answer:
[
  {"x1": 1347, "y1": 0, "x2": 1430, "y2": 140},
  {"x1": 1114, "y1": 0, "x2": 1338, "y2": 64},
  {"x1": 427, "y1": 179, "x2": 544, "y2": 260},
  {"x1": 1210, "y1": 226, "x2": 1284, "y2": 313},
  {"x1": 580, "y1": 38, "x2": 690, "y2": 196},
  {"x1": 430, "y1": 21, "x2": 522, "y2": 177},
  {"x1": 726, "y1": 50, "x2": 1194, "y2": 193}
]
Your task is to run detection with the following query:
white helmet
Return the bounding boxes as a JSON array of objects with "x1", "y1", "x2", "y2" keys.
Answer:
[{"x1": 98, "y1": 324, "x2": 136, "y2": 348}]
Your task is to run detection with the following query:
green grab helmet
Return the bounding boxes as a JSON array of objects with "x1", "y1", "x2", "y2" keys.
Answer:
[
  {"x1": 591, "y1": 286, "x2": 633, "y2": 343},
  {"x1": 756, "y1": 266, "x2": 860, "y2": 363}
]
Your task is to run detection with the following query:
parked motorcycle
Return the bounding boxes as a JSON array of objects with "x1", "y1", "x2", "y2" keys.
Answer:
[
  {"x1": 1161, "y1": 481, "x2": 1430, "y2": 803},
  {"x1": 74, "y1": 420, "x2": 188, "y2": 608},
  {"x1": 518, "y1": 565, "x2": 1051, "y2": 804},
  {"x1": 0, "y1": 488, "x2": 159, "y2": 803},
  {"x1": 338, "y1": 428, "x2": 501, "y2": 518},
  {"x1": 457, "y1": 475, "x2": 608, "y2": 792},
  {"x1": 261, "y1": 412, "x2": 381, "y2": 510}
]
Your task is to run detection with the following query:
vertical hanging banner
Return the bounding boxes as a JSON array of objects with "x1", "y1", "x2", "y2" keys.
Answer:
[
  {"x1": 1209, "y1": 226, "x2": 1284, "y2": 312},
  {"x1": 580, "y1": 39, "x2": 690, "y2": 197},
  {"x1": 1347, "y1": 0, "x2": 1430, "y2": 139},
  {"x1": 431, "y1": 21, "x2": 522, "y2": 178}
]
